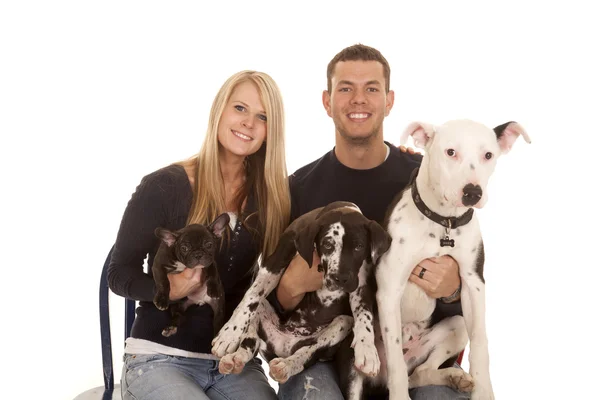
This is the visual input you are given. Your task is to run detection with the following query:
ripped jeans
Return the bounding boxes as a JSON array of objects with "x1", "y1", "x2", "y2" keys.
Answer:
[{"x1": 277, "y1": 361, "x2": 470, "y2": 400}]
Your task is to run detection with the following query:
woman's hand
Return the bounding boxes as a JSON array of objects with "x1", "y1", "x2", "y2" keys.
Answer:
[{"x1": 168, "y1": 268, "x2": 203, "y2": 301}]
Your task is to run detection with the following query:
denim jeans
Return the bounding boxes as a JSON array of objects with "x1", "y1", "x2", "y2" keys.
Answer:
[
  {"x1": 277, "y1": 361, "x2": 470, "y2": 400},
  {"x1": 121, "y1": 354, "x2": 277, "y2": 400}
]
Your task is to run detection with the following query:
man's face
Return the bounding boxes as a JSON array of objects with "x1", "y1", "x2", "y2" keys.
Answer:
[{"x1": 323, "y1": 61, "x2": 394, "y2": 144}]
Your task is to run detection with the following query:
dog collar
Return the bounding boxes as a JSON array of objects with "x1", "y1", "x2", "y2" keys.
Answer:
[{"x1": 410, "y1": 168, "x2": 474, "y2": 247}]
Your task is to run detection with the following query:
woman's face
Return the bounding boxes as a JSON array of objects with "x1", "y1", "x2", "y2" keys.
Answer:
[{"x1": 217, "y1": 81, "x2": 267, "y2": 159}]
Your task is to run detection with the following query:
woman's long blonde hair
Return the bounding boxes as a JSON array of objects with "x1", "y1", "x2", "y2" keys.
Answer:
[{"x1": 179, "y1": 71, "x2": 290, "y2": 257}]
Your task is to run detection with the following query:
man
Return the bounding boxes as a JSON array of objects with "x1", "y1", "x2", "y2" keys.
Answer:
[{"x1": 269, "y1": 44, "x2": 466, "y2": 399}]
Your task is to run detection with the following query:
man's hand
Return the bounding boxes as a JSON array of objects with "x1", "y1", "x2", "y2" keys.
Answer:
[
  {"x1": 408, "y1": 256, "x2": 460, "y2": 300},
  {"x1": 399, "y1": 145, "x2": 420, "y2": 155},
  {"x1": 276, "y1": 251, "x2": 323, "y2": 311},
  {"x1": 168, "y1": 267, "x2": 203, "y2": 301}
]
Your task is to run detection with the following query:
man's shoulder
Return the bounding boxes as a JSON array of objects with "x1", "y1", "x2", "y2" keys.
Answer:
[{"x1": 386, "y1": 142, "x2": 423, "y2": 170}]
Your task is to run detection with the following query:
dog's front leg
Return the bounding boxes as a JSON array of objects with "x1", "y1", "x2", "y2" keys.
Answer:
[
  {"x1": 376, "y1": 255, "x2": 413, "y2": 400},
  {"x1": 212, "y1": 231, "x2": 297, "y2": 357},
  {"x1": 152, "y1": 265, "x2": 171, "y2": 311},
  {"x1": 219, "y1": 303, "x2": 262, "y2": 374},
  {"x1": 349, "y1": 261, "x2": 379, "y2": 377},
  {"x1": 457, "y1": 250, "x2": 494, "y2": 400},
  {"x1": 211, "y1": 267, "x2": 282, "y2": 356}
]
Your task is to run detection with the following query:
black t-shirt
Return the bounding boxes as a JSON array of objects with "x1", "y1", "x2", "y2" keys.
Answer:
[
  {"x1": 108, "y1": 164, "x2": 261, "y2": 353},
  {"x1": 289, "y1": 142, "x2": 421, "y2": 224}
]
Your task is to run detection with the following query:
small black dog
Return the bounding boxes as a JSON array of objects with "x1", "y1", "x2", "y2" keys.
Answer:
[{"x1": 152, "y1": 213, "x2": 230, "y2": 337}]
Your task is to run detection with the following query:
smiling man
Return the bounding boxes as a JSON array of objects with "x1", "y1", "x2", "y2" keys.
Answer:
[
  {"x1": 323, "y1": 55, "x2": 393, "y2": 169},
  {"x1": 270, "y1": 44, "x2": 466, "y2": 400}
]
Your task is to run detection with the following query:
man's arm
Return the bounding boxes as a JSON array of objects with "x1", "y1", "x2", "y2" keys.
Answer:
[
  {"x1": 267, "y1": 173, "x2": 325, "y2": 313},
  {"x1": 267, "y1": 250, "x2": 323, "y2": 313},
  {"x1": 408, "y1": 255, "x2": 462, "y2": 303}
]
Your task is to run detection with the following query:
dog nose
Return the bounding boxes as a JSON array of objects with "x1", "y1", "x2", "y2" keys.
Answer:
[
  {"x1": 333, "y1": 275, "x2": 350, "y2": 284},
  {"x1": 462, "y1": 184, "x2": 482, "y2": 206}
]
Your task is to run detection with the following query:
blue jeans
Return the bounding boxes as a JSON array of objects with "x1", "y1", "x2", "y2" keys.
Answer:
[
  {"x1": 121, "y1": 354, "x2": 277, "y2": 400},
  {"x1": 277, "y1": 361, "x2": 470, "y2": 400}
]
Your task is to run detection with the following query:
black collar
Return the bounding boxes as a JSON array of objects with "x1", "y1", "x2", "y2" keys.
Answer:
[{"x1": 410, "y1": 168, "x2": 474, "y2": 229}]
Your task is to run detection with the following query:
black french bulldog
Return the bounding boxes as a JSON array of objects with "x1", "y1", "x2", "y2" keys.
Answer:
[{"x1": 151, "y1": 213, "x2": 230, "y2": 337}]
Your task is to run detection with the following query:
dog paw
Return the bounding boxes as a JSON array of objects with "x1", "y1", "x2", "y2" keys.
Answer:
[
  {"x1": 218, "y1": 353, "x2": 236, "y2": 374},
  {"x1": 218, "y1": 352, "x2": 247, "y2": 374},
  {"x1": 269, "y1": 358, "x2": 292, "y2": 383},
  {"x1": 447, "y1": 370, "x2": 474, "y2": 393},
  {"x1": 211, "y1": 321, "x2": 244, "y2": 357},
  {"x1": 153, "y1": 295, "x2": 169, "y2": 311},
  {"x1": 161, "y1": 325, "x2": 178, "y2": 337},
  {"x1": 353, "y1": 340, "x2": 380, "y2": 377}
]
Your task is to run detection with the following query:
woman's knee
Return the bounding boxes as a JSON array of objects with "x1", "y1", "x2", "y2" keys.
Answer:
[{"x1": 121, "y1": 354, "x2": 209, "y2": 400}]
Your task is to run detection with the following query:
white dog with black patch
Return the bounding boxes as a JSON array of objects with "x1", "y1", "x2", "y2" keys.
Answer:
[{"x1": 375, "y1": 120, "x2": 530, "y2": 400}]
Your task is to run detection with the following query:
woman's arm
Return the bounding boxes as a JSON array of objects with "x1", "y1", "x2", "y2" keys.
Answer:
[{"x1": 107, "y1": 172, "x2": 168, "y2": 302}]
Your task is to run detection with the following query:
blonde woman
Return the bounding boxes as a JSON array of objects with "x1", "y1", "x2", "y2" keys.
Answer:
[{"x1": 108, "y1": 70, "x2": 290, "y2": 400}]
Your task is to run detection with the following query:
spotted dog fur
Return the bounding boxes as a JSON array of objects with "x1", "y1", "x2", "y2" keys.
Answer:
[
  {"x1": 211, "y1": 201, "x2": 391, "y2": 383},
  {"x1": 367, "y1": 120, "x2": 530, "y2": 400}
]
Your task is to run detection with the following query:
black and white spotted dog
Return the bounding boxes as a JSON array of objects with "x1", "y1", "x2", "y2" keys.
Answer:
[
  {"x1": 211, "y1": 201, "x2": 391, "y2": 383},
  {"x1": 359, "y1": 120, "x2": 530, "y2": 400}
]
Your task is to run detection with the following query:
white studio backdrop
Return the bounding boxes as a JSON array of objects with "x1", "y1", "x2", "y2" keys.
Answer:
[{"x1": 1, "y1": 1, "x2": 598, "y2": 399}]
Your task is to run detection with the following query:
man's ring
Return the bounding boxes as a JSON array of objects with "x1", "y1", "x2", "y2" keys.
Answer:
[{"x1": 418, "y1": 267, "x2": 427, "y2": 279}]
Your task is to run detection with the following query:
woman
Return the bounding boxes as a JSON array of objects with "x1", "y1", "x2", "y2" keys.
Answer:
[{"x1": 108, "y1": 70, "x2": 290, "y2": 400}]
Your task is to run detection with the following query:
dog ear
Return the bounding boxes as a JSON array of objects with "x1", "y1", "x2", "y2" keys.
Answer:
[
  {"x1": 155, "y1": 227, "x2": 178, "y2": 247},
  {"x1": 400, "y1": 122, "x2": 436, "y2": 149},
  {"x1": 294, "y1": 223, "x2": 320, "y2": 268},
  {"x1": 366, "y1": 220, "x2": 392, "y2": 265},
  {"x1": 493, "y1": 121, "x2": 531, "y2": 154},
  {"x1": 209, "y1": 213, "x2": 231, "y2": 238}
]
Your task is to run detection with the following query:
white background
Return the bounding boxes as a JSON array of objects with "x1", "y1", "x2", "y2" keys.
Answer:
[{"x1": 1, "y1": 1, "x2": 598, "y2": 399}]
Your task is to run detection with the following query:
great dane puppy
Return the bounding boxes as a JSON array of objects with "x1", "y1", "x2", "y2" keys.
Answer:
[
  {"x1": 211, "y1": 201, "x2": 391, "y2": 383},
  {"x1": 373, "y1": 120, "x2": 530, "y2": 400}
]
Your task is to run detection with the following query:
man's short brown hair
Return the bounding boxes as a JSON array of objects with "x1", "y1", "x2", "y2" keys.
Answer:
[{"x1": 326, "y1": 44, "x2": 391, "y2": 93}]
